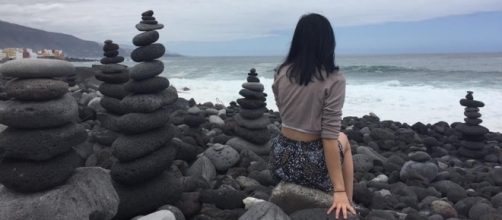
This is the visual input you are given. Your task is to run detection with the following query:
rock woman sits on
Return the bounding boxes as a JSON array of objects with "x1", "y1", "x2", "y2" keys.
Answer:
[{"x1": 270, "y1": 13, "x2": 356, "y2": 219}]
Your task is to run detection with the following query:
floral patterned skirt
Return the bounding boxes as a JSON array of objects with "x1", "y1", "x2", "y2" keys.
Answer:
[{"x1": 269, "y1": 134, "x2": 344, "y2": 193}]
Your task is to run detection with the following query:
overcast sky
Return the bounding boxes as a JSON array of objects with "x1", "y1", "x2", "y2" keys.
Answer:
[{"x1": 1, "y1": 0, "x2": 502, "y2": 56}]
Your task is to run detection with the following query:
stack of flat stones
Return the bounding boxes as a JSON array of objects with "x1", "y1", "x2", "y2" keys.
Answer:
[
  {"x1": 90, "y1": 40, "x2": 129, "y2": 168},
  {"x1": 456, "y1": 91, "x2": 490, "y2": 159},
  {"x1": 0, "y1": 59, "x2": 85, "y2": 193},
  {"x1": 234, "y1": 68, "x2": 270, "y2": 145},
  {"x1": 110, "y1": 10, "x2": 181, "y2": 219}
]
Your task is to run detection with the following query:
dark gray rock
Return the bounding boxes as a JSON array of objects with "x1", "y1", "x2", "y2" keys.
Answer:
[
  {"x1": 460, "y1": 99, "x2": 485, "y2": 108},
  {"x1": 136, "y1": 23, "x2": 164, "y2": 31},
  {"x1": 158, "y1": 205, "x2": 185, "y2": 220},
  {"x1": 103, "y1": 50, "x2": 119, "y2": 57},
  {"x1": 5, "y1": 78, "x2": 68, "y2": 101},
  {"x1": 99, "y1": 82, "x2": 129, "y2": 99},
  {"x1": 175, "y1": 192, "x2": 202, "y2": 218},
  {"x1": 409, "y1": 151, "x2": 432, "y2": 162},
  {"x1": 103, "y1": 42, "x2": 119, "y2": 52},
  {"x1": 400, "y1": 161, "x2": 438, "y2": 184},
  {"x1": 465, "y1": 118, "x2": 482, "y2": 126},
  {"x1": 242, "y1": 82, "x2": 264, "y2": 92},
  {"x1": 353, "y1": 154, "x2": 374, "y2": 173},
  {"x1": 97, "y1": 64, "x2": 127, "y2": 74},
  {"x1": 112, "y1": 125, "x2": 175, "y2": 162},
  {"x1": 0, "y1": 59, "x2": 74, "y2": 78},
  {"x1": 456, "y1": 124, "x2": 489, "y2": 136},
  {"x1": 142, "y1": 10, "x2": 154, "y2": 16},
  {"x1": 113, "y1": 171, "x2": 182, "y2": 220},
  {"x1": 0, "y1": 94, "x2": 78, "y2": 129},
  {"x1": 141, "y1": 20, "x2": 158, "y2": 25},
  {"x1": 492, "y1": 192, "x2": 502, "y2": 208},
  {"x1": 186, "y1": 155, "x2": 217, "y2": 183},
  {"x1": 173, "y1": 138, "x2": 203, "y2": 162},
  {"x1": 203, "y1": 144, "x2": 240, "y2": 172},
  {"x1": 184, "y1": 114, "x2": 206, "y2": 127},
  {"x1": 237, "y1": 98, "x2": 266, "y2": 109},
  {"x1": 116, "y1": 107, "x2": 170, "y2": 134},
  {"x1": 121, "y1": 87, "x2": 178, "y2": 113},
  {"x1": 269, "y1": 182, "x2": 332, "y2": 214},
  {"x1": 234, "y1": 126, "x2": 270, "y2": 145},
  {"x1": 239, "y1": 201, "x2": 290, "y2": 220},
  {"x1": 133, "y1": 31, "x2": 159, "y2": 46},
  {"x1": 290, "y1": 208, "x2": 360, "y2": 220},
  {"x1": 226, "y1": 137, "x2": 272, "y2": 155},
  {"x1": 0, "y1": 167, "x2": 119, "y2": 220},
  {"x1": 200, "y1": 185, "x2": 246, "y2": 209},
  {"x1": 129, "y1": 61, "x2": 164, "y2": 80},
  {"x1": 432, "y1": 180, "x2": 467, "y2": 203},
  {"x1": 125, "y1": 76, "x2": 169, "y2": 94},
  {"x1": 100, "y1": 96, "x2": 127, "y2": 115},
  {"x1": 100, "y1": 56, "x2": 124, "y2": 64},
  {"x1": 0, "y1": 150, "x2": 83, "y2": 193},
  {"x1": 234, "y1": 114, "x2": 270, "y2": 130},
  {"x1": 239, "y1": 107, "x2": 266, "y2": 119},
  {"x1": 111, "y1": 145, "x2": 176, "y2": 185},
  {"x1": 95, "y1": 71, "x2": 129, "y2": 84},
  {"x1": 91, "y1": 126, "x2": 119, "y2": 146},
  {"x1": 469, "y1": 203, "x2": 495, "y2": 220},
  {"x1": 0, "y1": 123, "x2": 87, "y2": 161},
  {"x1": 131, "y1": 43, "x2": 165, "y2": 62},
  {"x1": 431, "y1": 200, "x2": 457, "y2": 218},
  {"x1": 239, "y1": 89, "x2": 265, "y2": 100}
]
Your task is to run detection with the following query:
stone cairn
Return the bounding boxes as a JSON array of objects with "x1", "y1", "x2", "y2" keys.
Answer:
[
  {"x1": 0, "y1": 59, "x2": 86, "y2": 193},
  {"x1": 227, "y1": 69, "x2": 271, "y2": 155},
  {"x1": 456, "y1": 91, "x2": 489, "y2": 159},
  {"x1": 110, "y1": 10, "x2": 181, "y2": 219},
  {"x1": 89, "y1": 40, "x2": 129, "y2": 168}
]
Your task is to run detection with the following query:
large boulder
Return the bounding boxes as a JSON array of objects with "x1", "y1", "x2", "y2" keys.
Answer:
[
  {"x1": 239, "y1": 201, "x2": 290, "y2": 220},
  {"x1": 0, "y1": 167, "x2": 119, "y2": 220},
  {"x1": 226, "y1": 137, "x2": 272, "y2": 156},
  {"x1": 269, "y1": 182, "x2": 332, "y2": 214},
  {"x1": 400, "y1": 161, "x2": 438, "y2": 184}
]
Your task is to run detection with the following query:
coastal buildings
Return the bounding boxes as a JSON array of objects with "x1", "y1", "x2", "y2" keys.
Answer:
[{"x1": 0, "y1": 48, "x2": 64, "y2": 62}]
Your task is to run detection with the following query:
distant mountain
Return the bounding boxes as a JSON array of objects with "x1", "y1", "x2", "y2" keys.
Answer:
[{"x1": 0, "y1": 20, "x2": 182, "y2": 58}]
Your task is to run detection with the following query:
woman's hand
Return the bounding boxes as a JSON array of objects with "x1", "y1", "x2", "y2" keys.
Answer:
[{"x1": 327, "y1": 191, "x2": 356, "y2": 219}]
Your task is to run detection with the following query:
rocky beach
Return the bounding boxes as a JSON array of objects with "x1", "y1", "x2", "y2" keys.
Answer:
[{"x1": 1, "y1": 10, "x2": 502, "y2": 220}]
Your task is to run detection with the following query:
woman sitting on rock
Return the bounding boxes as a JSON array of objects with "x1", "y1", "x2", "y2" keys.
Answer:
[{"x1": 270, "y1": 13, "x2": 356, "y2": 219}]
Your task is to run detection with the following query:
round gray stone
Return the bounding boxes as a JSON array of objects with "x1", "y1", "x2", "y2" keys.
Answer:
[
  {"x1": 0, "y1": 123, "x2": 87, "y2": 161},
  {"x1": 116, "y1": 107, "x2": 170, "y2": 134},
  {"x1": 234, "y1": 126, "x2": 270, "y2": 145},
  {"x1": 136, "y1": 23, "x2": 164, "y2": 31},
  {"x1": 133, "y1": 31, "x2": 159, "y2": 46},
  {"x1": 400, "y1": 161, "x2": 438, "y2": 183},
  {"x1": 0, "y1": 59, "x2": 74, "y2": 78},
  {"x1": 129, "y1": 61, "x2": 164, "y2": 81},
  {"x1": 97, "y1": 64, "x2": 127, "y2": 74},
  {"x1": 124, "y1": 76, "x2": 169, "y2": 94},
  {"x1": 5, "y1": 78, "x2": 68, "y2": 101},
  {"x1": 408, "y1": 151, "x2": 432, "y2": 162},
  {"x1": 112, "y1": 125, "x2": 175, "y2": 162},
  {"x1": 234, "y1": 114, "x2": 270, "y2": 130},
  {"x1": 237, "y1": 98, "x2": 266, "y2": 109},
  {"x1": 0, "y1": 150, "x2": 83, "y2": 193},
  {"x1": 239, "y1": 107, "x2": 266, "y2": 119},
  {"x1": 242, "y1": 82, "x2": 264, "y2": 92},
  {"x1": 131, "y1": 44, "x2": 165, "y2": 62},
  {"x1": 121, "y1": 87, "x2": 178, "y2": 113},
  {"x1": 95, "y1": 71, "x2": 129, "y2": 84},
  {"x1": 111, "y1": 145, "x2": 176, "y2": 185},
  {"x1": 0, "y1": 94, "x2": 78, "y2": 129},
  {"x1": 99, "y1": 83, "x2": 129, "y2": 99},
  {"x1": 203, "y1": 144, "x2": 240, "y2": 172},
  {"x1": 239, "y1": 89, "x2": 265, "y2": 100},
  {"x1": 100, "y1": 96, "x2": 127, "y2": 115}
]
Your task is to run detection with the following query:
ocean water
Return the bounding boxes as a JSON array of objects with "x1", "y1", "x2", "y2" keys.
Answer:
[{"x1": 81, "y1": 53, "x2": 502, "y2": 132}]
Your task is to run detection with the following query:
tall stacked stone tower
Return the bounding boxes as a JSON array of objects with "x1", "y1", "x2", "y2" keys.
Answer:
[
  {"x1": 0, "y1": 59, "x2": 86, "y2": 192},
  {"x1": 227, "y1": 69, "x2": 271, "y2": 155},
  {"x1": 90, "y1": 40, "x2": 129, "y2": 168},
  {"x1": 456, "y1": 91, "x2": 489, "y2": 159},
  {"x1": 110, "y1": 10, "x2": 181, "y2": 219}
]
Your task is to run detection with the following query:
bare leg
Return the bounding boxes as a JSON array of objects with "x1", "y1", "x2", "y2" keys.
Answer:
[{"x1": 338, "y1": 132, "x2": 354, "y2": 202}]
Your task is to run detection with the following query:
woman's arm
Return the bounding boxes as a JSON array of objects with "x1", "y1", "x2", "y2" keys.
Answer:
[{"x1": 323, "y1": 138, "x2": 345, "y2": 191}]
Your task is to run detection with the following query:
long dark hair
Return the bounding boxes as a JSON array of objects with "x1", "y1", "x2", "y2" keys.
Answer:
[{"x1": 278, "y1": 13, "x2": 339, "y2": 86}]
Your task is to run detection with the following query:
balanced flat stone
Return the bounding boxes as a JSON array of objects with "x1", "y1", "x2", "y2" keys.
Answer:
[
  {"x1": 112, "y1": 125, "x2": 175, "y2": 162},
  {"x1": 100, "y1": 56, "x2": 125, "y2": 65},
  {"x1": 456, "y1": 124, "x2": 489, "y2": 136},
  {"x1": 247, "y1": 76, "x2": 260, "y2": 83},
  {"x1": 136, "y1": 23, "x2": 164, "y2": 32},
  {"x1": 116, "y1": 107, "x2": 170, "y2": 134},
  {"x1": 103, "y1": 43, "x2": 119, "y2": 52},
  {"x1": 142, "y1": 10, "x2": 154, "y2": 16},
  {"x1": 100, "y1": 96, "x2": 126, "y2": 115},
  {"x1": 460, "y1": 99, "x2": 485, "y2": 108},
  {"x1": 0, "y1": 150, "x2": 83, "y2": 193},
  {"x1": 234, "y1": 126, "x2": 270, "y2": 145},
  {"x1": 124, "y1": 76, "x2": 169, "y2": 94},
  {"x1": 239, "y1": 89, "x2": 266, "y2": 100},
  {"x1": 242, "y1": 82, "x2": 264, "y2": 92},
  {"x1": 97, "y1": 64, "x2": 128, "y2": 74},
  {"x1": 111, "y1": 145, "x2": 176, "y2": 185},
  {"x1": 129, "y1": 60, "x2": 164, "y2": 80},
  {"x1": 0, "y1": 123, "x2": 87, "y2": 161},
  {"x1": 121, "y1": 87, "x2": 178, "y2": 113},
  {"x1": 95, "y1": 71, "x2": 130, "y2": 84},
  {"x1": 234, "y1": 114, "x2": 270, "y2": 130},
  {"x1": 237, "y1": 98, "x2": 266, "y2": 109},
  {"x1": 97, "y1": 112, "x2": 121, "y2": 131},
  {"x1": 239, "y1": 107, "x2": 266, "y2": 119},
  {"x1": 104, "y1": 50, "x2": 119, "y2": 57},
  {"x1": 113, "y1": 171, "x2": 182, "y2": 220},
  {"x1": 226, "y1": 137, "x2": 272, "y2": 156},
  {"x1": 142, "y1": 16, "x2": 155, "y2": 20},
  {"x1": 464, "y1": 111, "x2": 481, "y2": 118},
  {"x1": 0, "y1": 94, "x2": 78, "y2": 129},
  {"x1": 465, "y1": 118, "x2": 482, "y2": 126},
  {"x1": 133, "y1": 31, "x2": 159, "y2": 46},
  {"x1": 99, "y1": 83, "x2": 129, "y2": 99},
  {"x1": 5, "y1": 78, "x2": 68, "y2": 101},
  {"x1": 140, "y1": 20, "x2": 158, "y2": 25},
  {"x1": 0, "y1": 59, "x2": 74, "y2": 78},
  {"x1": 131, "y1": 43, "x2": 166, "y2": 62},
  {"x1": 458, "y1": 147, "x2": 488, "y2": 159},
  {"x1": 460, "y1": 140, "x2": 485, "y2": 150}
]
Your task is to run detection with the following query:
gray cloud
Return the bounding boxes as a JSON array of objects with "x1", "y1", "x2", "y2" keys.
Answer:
[{"x1": 1, "y1": 0, "x2": 501, "y2": 44}]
